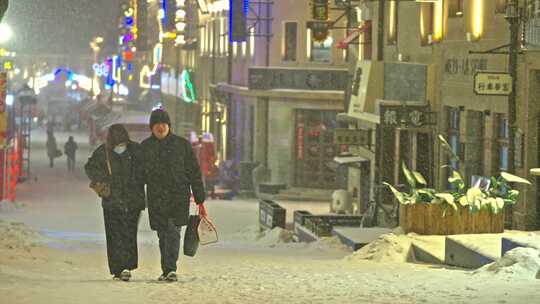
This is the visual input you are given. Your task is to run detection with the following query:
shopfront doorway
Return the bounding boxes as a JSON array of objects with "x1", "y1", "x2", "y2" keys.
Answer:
[{"x1": 294, "y1": 109, "x2": 342, "y2": 189}]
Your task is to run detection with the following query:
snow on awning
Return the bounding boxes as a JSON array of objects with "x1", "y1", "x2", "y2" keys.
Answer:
[{"x1": 333, "y1": 156, "x2": 369, "y2": 165}]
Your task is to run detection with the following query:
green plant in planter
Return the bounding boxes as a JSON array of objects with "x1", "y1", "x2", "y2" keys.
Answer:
[{"x1": 383, "y1": 135, "x2": 531, "y2": 216}]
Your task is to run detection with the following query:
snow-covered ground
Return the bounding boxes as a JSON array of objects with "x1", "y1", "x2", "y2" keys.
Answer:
[{"x1": 0, "y1": 128, "x2": 539, "y2": 304}]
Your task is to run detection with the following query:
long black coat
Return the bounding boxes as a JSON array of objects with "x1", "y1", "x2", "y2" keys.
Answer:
[
  {"x1": 141, "y1": 133, "x2": 205, "y2": 231},
  {"x1": 85, "y1": 141, "x2": 146, "y2": 211}
]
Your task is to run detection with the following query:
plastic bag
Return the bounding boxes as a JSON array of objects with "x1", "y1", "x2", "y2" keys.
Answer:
[{"x1": 197, "y1": 204, "x2": 218, "y2": 245}]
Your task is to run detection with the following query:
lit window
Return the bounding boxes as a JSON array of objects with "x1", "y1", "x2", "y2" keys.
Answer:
[
  {"x1": 449, "y1": 0, "x2": 464, "y2": 18},
  {"x1": 249, "y1": 27, "x2": 255, "y2": 57},
  {"x1": 283, "y1": 22, "x2": 297, "y2": 61},
  {"x1": 388, "y1": 0, "x2": 398, "y2": 44},
  {"x1": 310, "y1": 36, "x2": 333, "y2": 63}
]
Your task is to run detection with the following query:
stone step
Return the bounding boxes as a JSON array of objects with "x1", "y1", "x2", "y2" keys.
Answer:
[
  {"x1": 444, "y1": 235, "x2": 501, "y2": 269},
  {"x1": 332, "y1": 227, "x2": 394, "y2": 251},
  {"x1": 501, "y1": 234, "x2": 540, "y2": 256}
]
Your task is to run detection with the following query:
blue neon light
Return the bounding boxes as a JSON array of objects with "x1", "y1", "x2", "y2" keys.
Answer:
[
  {"x1": 229, "y1": 0, "x2": 250, "y2": 42},
  {"x1": 161, "y1": 0, "x2": 167, "y2": 26}
]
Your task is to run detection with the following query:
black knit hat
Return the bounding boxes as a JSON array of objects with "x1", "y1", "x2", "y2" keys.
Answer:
[
  {"x1": 149, "y1": 109, "x2": 171, "y2": 130},
  {"x1": 107, "y1": 124, "x2": 130, "y2": 147}
]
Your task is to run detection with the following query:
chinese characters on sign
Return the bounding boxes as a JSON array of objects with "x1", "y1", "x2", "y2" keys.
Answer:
[
  {"x1": 333, "y1": 128, "x2": 370, "y2": 146},
  {"x1": 473, "y1": 72, "x2": 512, "y2": 96},
  {"x1": 444, "y1": 57, "x2": 488, "y2": 76},
  {"x1": 380, "y1": 105, "x2": 431, "y2": 128}
]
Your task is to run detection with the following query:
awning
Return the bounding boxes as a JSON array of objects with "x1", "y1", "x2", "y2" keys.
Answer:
[
  {"x1": 333, "y1": 155, "x2": 369, "y2": 165},
  {"x1": 337, "y1": 23, "x2": 371, "y2": 49}
]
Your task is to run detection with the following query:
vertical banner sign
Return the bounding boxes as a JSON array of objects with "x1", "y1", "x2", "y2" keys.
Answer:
[
  {"x1": 296, "y1": 123, "x2": 304, "y2": 160},
  {"x1": 0, "y1": 72, "x2": 6, "y2": 147},
  {"x1": 230, "y1": 0, "x2": 249, "y2": 42}
]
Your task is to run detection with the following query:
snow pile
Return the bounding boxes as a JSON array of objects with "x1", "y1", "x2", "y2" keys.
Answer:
[
  {"x1": 308, "y1": 236, "x2": 350, "y2": 251},
  {"x1": 346, "y1": 233, "x2": 415, "y2": 263},
  {"x1": 256, "y1": 227, "x2": 296, "y2": 246},
  {"x1": 226, "y1": 225, "x2": 263, "y2": 242},
  {"x1": 474, "y1": 247, "x2": 540, "y2": 279},
  {"x1": 0, "y1": 220, "x2": 41, "y2": 252}
]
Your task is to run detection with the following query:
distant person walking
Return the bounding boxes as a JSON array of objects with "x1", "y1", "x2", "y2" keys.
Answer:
[
  {"x1": 46, "y1": 131, "x2": 59, "y2": 168},
  {"x1": 84, "y1": 124, "x2": 145, "y2": 281},
  {"x1": 64, "y1": 136, "x2": 78, "y2": 172}
]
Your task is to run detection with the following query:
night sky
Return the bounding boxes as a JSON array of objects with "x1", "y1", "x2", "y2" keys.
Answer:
[{"x1": 2, "y1": 0, "x2": 123, "y2": 56}]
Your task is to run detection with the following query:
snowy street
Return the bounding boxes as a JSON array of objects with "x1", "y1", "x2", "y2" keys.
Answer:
[{"x1": 0, "y1": 129, "x2": 539, "y2": 304}]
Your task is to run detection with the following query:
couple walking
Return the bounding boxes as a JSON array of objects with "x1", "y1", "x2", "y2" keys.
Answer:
[{"x1": 84, "y1": 109, "x2": 206, "y2": 282}]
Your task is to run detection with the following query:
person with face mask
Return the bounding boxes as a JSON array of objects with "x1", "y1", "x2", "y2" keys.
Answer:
[
  {"x1": 140, "y1": 109, "x2": 206, "y2": 282},
  {"x1": 84, "y1": 124, "x2": 146, "y2": 281}
]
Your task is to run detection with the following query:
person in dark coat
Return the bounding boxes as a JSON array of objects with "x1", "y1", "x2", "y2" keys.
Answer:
[
  {"x1": 64, "y1": 136, "x2": 78, "y2": 172},
  {"x1": 84, "y1": 124, "x2": 146, "y2": 281},
  {"x1": 141, "y1": 109, "x2": 206, "y2": 282},
  {"x1": 46, "y1": 131, "x2": 58, "y2": 168}
]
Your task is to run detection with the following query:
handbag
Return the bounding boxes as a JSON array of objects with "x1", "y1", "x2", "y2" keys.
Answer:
[
  {"x1": 183, "y1": 213, "x2": 201, "y2": 257},
  {"x1": 89, "y1": 146, "x2": 112, "y2": 198}
]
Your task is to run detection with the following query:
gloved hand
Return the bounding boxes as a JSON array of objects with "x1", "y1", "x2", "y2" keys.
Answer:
[{"x1": 198, "y1": 203, "x2": 207, "y2": 218}]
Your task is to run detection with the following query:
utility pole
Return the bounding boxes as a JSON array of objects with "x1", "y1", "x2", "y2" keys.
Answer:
[{"x1": 506, "y1": 0, "x2": 520, "y2": 176}]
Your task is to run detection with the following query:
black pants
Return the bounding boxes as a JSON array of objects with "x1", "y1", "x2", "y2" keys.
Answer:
[
  {"x1": 156, "y1": 219, "x2": 181, "y2": 275},
  {"x1": 67, "y1": 156, "x2": 75, "y2": 172},
  {"x1": 103, "y1": 208, "x2": 141, "y2": 276}
]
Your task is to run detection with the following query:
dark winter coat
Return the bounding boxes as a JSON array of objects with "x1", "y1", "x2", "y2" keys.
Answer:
[
  {"x1": 64, "y1": 140, "x2": 78, "y2": 159},
  {"x1": 46, "y1": 135, "x2": 57, "y2": 158},
  {"x1": 141, "y1": 133, "x2": 205, "y2": 231},
  {"x1": 84, "y1": 141, "x2": 146, "y2": 211}
]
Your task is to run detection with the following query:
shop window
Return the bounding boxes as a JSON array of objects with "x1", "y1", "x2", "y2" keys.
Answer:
[
  {"x1": 445, "y1": 107, "x2": 462, "y2": 190},
  {"x1": 495, "y1": 0, "x2": 508, "y2": 15},
  {"x1": 449, "y1": 0, "x2": 464, "y2": 17},
  {"x1": 310, "y1": 36, "x2": 333, "y2": 63},
  {"x1": 495, "y1": 113, "x2": 509, "y2": 172},
  {"x1": 465, "y1": 110, "x2": 485, "y2": 184},
  {"x1": 283, "y1": 22, "x2": 297, "y2": 62},
  {"x1": 447, "y1": 107, "x2": 461, "y2": 170},
  {"x1": 295, "y1": 110, "x2": 341, "y2": 189}
]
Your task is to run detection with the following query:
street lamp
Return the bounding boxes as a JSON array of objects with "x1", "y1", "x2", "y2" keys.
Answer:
[
  {"x1": 0, "y1": 23, "x2": 12, "y2": 43},
  {"x1": 89, "y1": 36, "x2": 104, "y2": 97}
]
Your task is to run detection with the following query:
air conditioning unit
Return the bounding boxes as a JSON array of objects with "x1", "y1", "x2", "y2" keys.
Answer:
[{"x1": 331, "y1": 190, "x2": 353, "y2": 215}]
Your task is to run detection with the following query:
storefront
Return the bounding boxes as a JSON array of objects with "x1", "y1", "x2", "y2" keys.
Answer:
[{"x1": 294, "y1": 109, "x2": 342, "y2": 189}]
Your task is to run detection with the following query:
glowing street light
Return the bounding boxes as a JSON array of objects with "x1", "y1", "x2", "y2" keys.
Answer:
[{"x1": 0, "y1": 23, "x2": 13, "y2": 43}]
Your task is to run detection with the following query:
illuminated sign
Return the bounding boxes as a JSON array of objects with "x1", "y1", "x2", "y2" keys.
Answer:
[
  {"x1": 473, "y1": 72, "x2": 512, "y2": 96},
  {"x1": 93, "y1": 63, "x2": 109, "y2": 77},
  {"x1": 180, "y1": 70, "x2": 196, "y2": 103},
  {"x1": 2, "y1": 60, "x2": 13, "y2": 71},
  {"x1": 175, "y1": 0, "x2": 187, "y2": 46},
  {"x1": 230, "y1": 0, "x2": 249, "y2": 42}
]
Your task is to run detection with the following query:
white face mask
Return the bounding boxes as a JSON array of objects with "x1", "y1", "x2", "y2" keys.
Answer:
[{"x1": 113, "y1": 144, "x2": 127, "y2": 155}]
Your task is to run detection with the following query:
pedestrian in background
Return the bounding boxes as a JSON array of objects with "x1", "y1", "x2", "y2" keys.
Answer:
[
  {"x1": 84, "y1": 124, "x2": 146, "y2": 281},
  {"x1": 46, "y1": 131, "x2": 58, "y2": 168},
  {"x1": 141, "y1": 109, "x2": 206, "y2": 282},
  {"x1": 64, "y1": 136, "x2": 78, "y2": 172}
]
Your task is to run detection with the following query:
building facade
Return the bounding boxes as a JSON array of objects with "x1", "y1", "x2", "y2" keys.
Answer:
[{"x1": 344, "y1": 0, "x2": 538, "y2": 230}]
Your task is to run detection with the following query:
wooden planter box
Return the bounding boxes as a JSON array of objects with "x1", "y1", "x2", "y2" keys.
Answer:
[{"x1": 399, "y1": 204, "x2": 504, "y2": 235}]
